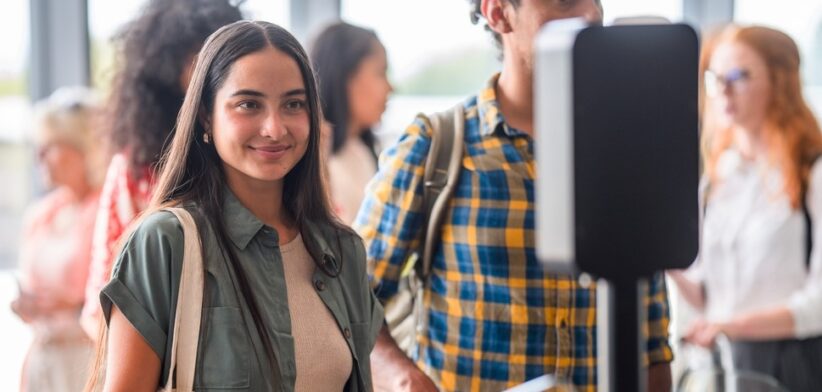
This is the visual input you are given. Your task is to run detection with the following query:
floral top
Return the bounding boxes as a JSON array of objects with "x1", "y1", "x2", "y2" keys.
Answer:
[{"x1": 81, "y1": 153, "x2": 153, "y2": 336}]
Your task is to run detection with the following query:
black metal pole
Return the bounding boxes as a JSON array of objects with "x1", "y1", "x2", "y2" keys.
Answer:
[{"x1": 598, "y1": 278, "x2": 648, "y2": 392}]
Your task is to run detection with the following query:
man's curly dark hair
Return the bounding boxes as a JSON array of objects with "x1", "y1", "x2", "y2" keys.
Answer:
[
  {"x1": 468, "y1": 0, "x2": 602, "y2": 50},
  {"x1": 106, "y1": 0, "x2": 243, "y2": 173}
]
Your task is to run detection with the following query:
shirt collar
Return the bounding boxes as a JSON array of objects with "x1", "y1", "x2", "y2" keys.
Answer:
[
  {"x1": 477, "y1": 72, "x2": 529, "y2": 138},
  {"x1": 222, "y1": 188, "x2": 265, "y2": 250},
  {"x1": 222, "y1": 188, "x2": 339, "y2": 267},
  {"x1": 301, "y1": 219, "x2": 341, "y2": 271}
]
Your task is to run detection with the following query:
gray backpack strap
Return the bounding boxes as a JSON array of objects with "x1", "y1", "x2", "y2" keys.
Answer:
[{"x1": 417, "y1": 103, "x2": 465, "y2": 279}]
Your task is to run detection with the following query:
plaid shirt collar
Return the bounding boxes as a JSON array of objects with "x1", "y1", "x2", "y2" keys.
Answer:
[{"x1": 478, "y1": 72, "x2": 530, "y2": 139}]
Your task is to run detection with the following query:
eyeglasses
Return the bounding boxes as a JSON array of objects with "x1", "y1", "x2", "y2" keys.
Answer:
[{"x1": 704, "y1": 68, "x2": 751, "y2": 96}]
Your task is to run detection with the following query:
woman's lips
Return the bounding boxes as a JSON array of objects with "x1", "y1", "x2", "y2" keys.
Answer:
[{"x1": 250, "y1": 144, "x2": 290, "y2": 159}]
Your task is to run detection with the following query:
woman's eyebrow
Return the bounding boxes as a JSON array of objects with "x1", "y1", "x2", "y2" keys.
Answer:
[
  {"x1": 282, "y1": 88, "x2": 306, "y2": 98},
  {"x1": 230, "y1": 89, "x2": 266, "y2": 97}
]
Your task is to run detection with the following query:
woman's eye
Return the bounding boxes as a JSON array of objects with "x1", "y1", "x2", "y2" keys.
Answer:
[
  {"x1": 238, "y1": 101, "x2": 260, "y2": 110},
  {"x1": 285, "y1": 99, "x2": 306, "y2": 112}
]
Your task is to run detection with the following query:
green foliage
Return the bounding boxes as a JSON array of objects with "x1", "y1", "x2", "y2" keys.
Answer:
[
  {"x1": 0, "y1": 74, "x2": 25, "y2": 97},
  {"x1": 395, "y1": 46, "x2": 500, "y2": 96},
  {"x1": 90, "y1": 37, "x2": 117, "y2": 93}
]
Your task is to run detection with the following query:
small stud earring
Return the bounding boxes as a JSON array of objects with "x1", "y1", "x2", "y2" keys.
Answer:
[{"x1": 203, "y1": 132, "x2": 210, "y2": 144}]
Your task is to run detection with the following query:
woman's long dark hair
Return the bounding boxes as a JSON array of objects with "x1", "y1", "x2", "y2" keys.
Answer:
[
  {"x1": 87, "y1": 21, "x2": 349, "y2": 389},
  {"x1": 106, "y1": 0, "x2": 243, "y2": 173},
  {"x1": 151, "y1": 19, "x2": 349, "y2": 375},
  {"x1": 309, "y1": 22, "x2": 382, "y2": 159}
]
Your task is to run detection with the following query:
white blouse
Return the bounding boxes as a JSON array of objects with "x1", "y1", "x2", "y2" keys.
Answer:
[{"x1": 689, "y1": 149, "x2": 822, "y2": 339}]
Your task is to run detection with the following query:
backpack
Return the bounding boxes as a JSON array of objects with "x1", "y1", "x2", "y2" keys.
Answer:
[{"x1": 383, "y1": 103, "x2": 465, "y2": 356}]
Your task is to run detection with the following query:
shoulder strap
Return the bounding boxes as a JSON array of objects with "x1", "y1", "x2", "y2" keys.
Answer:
[
  {"x1": 803, "y1": 197, "x2": 812, "y2": 269},
  {"x1": 161, "y1": 207, "x2": 204, "y2": 392},
  {"x1": 802, "y1": 153, "x2": 822, "y2": 269},
  {"x1": 417, "y1": 103, "x2": 465, "y2": 279}
]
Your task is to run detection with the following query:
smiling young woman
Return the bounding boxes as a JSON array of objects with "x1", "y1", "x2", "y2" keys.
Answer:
[{"x1": 87, "y1": 21, "x2": 383, "y2": 392}]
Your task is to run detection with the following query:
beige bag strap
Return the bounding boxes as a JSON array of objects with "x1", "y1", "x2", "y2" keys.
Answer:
[
  {"x1": 161, "y1": 207, "x2": 204, "y2": 392},
  {"x1": 419, "y1": 103, "x2": 465, "y2": 278}
]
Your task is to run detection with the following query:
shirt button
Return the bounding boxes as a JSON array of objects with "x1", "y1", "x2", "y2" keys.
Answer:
[
  {"x1": 343, "y1": 327, "x2": 351, "y2": 339},
  {"x1": 314, "y1": 279, "x2": 326, "y2": 291},
  {"x1": 323, "y1": 254, "x2": 336, "y2": 269}
]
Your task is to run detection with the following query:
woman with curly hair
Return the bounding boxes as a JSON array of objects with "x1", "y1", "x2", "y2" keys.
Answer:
[{"x1": 80, "y1": 0, "x2": 243, "y2": 338}]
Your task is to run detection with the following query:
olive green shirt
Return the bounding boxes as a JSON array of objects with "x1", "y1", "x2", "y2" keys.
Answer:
[{"x1": 101, "y1": 191, "x2": 384, "y2": 391}]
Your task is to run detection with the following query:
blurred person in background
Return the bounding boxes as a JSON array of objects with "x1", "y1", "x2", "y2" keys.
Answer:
[
  {"x1": 310, "y1": 21, "x2": 392, "y2": 224},
  {"x1": 12, "y1": 87, "x2": 103, "y2": 392},
  {"x1": 80, "y1": 0, "x2": 243, "y2": 338},
  {"x1": 669, "y1": 25, "x2": 822, "y2": 392}
]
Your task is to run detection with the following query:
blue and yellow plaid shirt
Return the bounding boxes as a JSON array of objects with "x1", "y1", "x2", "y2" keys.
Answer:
[{"x1": 353, "y1": 74, "x2": 673, "y2": 391}]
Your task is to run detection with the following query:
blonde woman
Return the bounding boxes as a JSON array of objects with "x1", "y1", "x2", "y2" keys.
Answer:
[{"x1": 12, "y1": 87, "x2": 103, "y2": 392}]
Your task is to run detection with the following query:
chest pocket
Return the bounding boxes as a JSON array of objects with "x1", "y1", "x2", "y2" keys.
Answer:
[{"x1": 194, "y1": 307, "x2": 251, "y2": 390}]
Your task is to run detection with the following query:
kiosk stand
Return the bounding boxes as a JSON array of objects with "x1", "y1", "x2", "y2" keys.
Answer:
[{"x1": 535, "y1": 20, "x2": 700, "y2": 392}]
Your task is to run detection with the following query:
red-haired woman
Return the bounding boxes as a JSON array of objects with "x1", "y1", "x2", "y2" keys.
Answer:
[{"x1": 669, "y1": 25, "x2": 822, "y2": 391}]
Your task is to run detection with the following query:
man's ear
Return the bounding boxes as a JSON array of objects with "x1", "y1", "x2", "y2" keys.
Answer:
[{"x1": 481, "y1": 0, "x2": 513, "y2": 35}]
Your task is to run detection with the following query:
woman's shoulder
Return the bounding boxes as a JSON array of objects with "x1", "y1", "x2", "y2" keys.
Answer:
[
  {"x1": 110, "y1": 208, "x2": 197, "y2": 283},
  {"x1": 122, "y1": 209, "x2": 189, "y2": 254},
  {"x1": 307, "y1": 219, "x2": 361, "y2": 244}
]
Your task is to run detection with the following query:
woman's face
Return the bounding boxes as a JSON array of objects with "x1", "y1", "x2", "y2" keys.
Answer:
[
  {"x1": 706, "y1": 41, "x2": 771, "y2": 132},
  {"x1": 37, "y1": 138, "x2": 85, "y2": 189},
  {"x1": 210, "y1": 46, "x2": 310, "y2": 191},
  {"x1": 347, "y1": 42, "x2": 392, "y2": 132}
]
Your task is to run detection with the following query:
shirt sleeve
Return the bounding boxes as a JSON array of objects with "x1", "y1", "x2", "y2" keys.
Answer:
[
  {"x1": 351, "y1": 117, "x2": 433, "y2": 302},
  {"x1": 788, "y1": 159, "x2": 822, "y2": 338},
  {"x1": 100, "y1": 210, "x2": 183, "y2": 358},
  {"x1": 643, "y1": 272, "x2": 674, "y2": 366}
]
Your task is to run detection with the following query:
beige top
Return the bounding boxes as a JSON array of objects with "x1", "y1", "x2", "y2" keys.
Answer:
[
  {"x1": 328, "y1": 139, "x2": 378, "y2": 224},
  {"x1": 281, "y1": 234, "x2": 353, "y2": 391}
]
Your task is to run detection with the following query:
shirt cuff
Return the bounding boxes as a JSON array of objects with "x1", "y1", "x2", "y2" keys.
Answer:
[
  {"x1": 788, "y1": 291, "x2": 822, "y2": 339},
  {"x1": 101, "y1": 278, "x2": 168, "y2": 358},
  {"x1": 644, "y1": 337, "x2": 674, "y2": 366}
]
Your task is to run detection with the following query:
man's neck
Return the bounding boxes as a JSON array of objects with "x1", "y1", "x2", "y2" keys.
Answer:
[{"x1": 496, "y1": 56, "x2": 534, "y2": 136}]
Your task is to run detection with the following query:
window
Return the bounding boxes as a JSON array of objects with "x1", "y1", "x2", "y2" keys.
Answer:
[
  {"x1": 341, "y1": 0, "x2": 686, "y2": 147},
  {"x1": 0, "y1": 2, "x2": 33, "y2": 388},
  {"x1": 243, "y1": 0, "x2": 289, "y2": 28},
  {"x1": 88, "y1": 0, "x2": 147, "y2": 89},
  {"x1": 0, "y1": 0, "x2": 31, "y2": 267},
  {"x1": 734, "y1": 0, "x2": 822, "y2": 117},
  {"x1": 600, "y1": 0, "x2": 683, "y2": 24},
  {"x1": 89, "y1": 0, "x2": 290, "y2": 90},
  {"x1": 342, "y1": 0, "x2": 500, "y2": 146}
]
